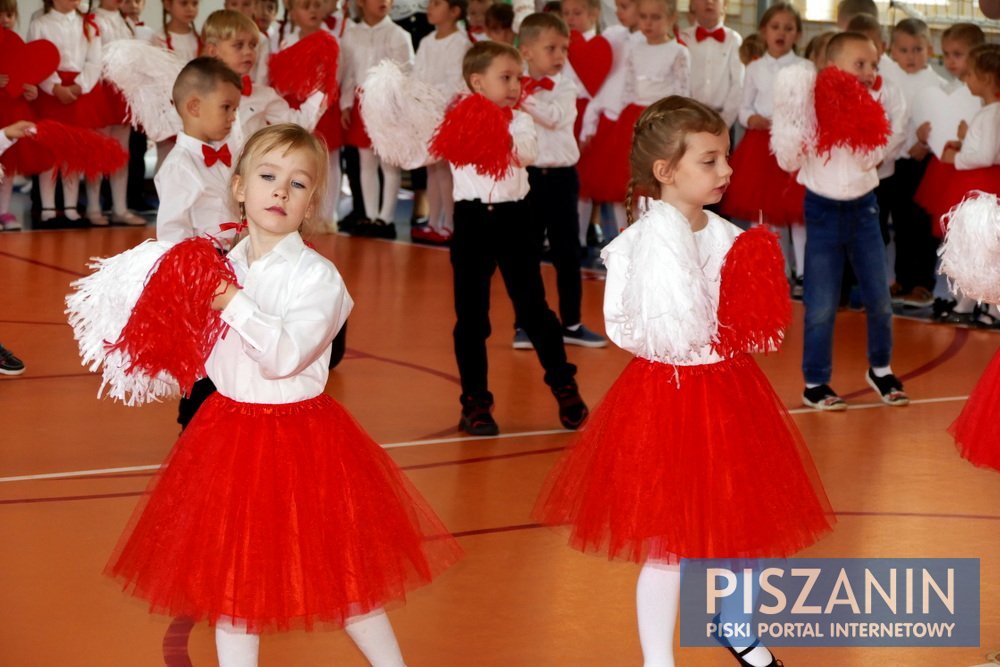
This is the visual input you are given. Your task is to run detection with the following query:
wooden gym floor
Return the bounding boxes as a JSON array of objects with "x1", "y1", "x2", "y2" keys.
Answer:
[{"x1": 1, "y1": 226, "x2": 999, "y2": 667}]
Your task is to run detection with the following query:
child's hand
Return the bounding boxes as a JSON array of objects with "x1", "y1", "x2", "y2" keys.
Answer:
[
  {"x1": 941, "y1": 140, "x2": 961, "y2": 164},
  {"x1": 54, "y1": 85, "x2": 78, "y2": 104},
  {"x1": 747, "y1": 114, "x2": 771, "y2": 130},
  {"x1": 340, "y1": 108, "x2": 351, "y2": 130},
  {"x1": 3, "y1": 121, "x2": 37, "y2": 139},
  {"x1": 212, "y1": 281, "x2": 239, "y2": 311},
  {"x1": 908, "y1": 142, "x2": 929, "y2": 160},
  {"x1": 69, "y1": 83, "x2": 82, "y2": 97},
  {"x1": 22, "y1": 84, "x2": 38, "y2": 101},
  {"x1": 957, "y1": 120, "x2": 968, "y2": 141},
  {"x1": 0, "y1": 74, "x2": 8, "y2": 88},
  {"x1": 916, "y1": 121, "x2": 931, "y2": 144}
]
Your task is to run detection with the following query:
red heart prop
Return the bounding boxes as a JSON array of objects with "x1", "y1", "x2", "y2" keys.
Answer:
[
  {"x1": 0, "y1": 30, "x2": 61, "y2": 99},
  {"x1": 568, "y1": 31, "x2": 613, "y2": 98}
]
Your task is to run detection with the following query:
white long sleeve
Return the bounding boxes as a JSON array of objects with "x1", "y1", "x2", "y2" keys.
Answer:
[
  {"x1": 520, "y1": 73, "x2": 579, "y2": 167},
  {"x1": 680, "y1": 24, "x2": 744, "y2": 127},
  {"x1": 875, "y1": 78, "x2": 908, "y2": 179},
  {"x1": 233, "y1": 86, "x2": 324, "y2": 150},
  {"x1": 451, "y1": 109, "x2": 535, "y2": 202},
  {"x1": 738, "y1": 51, "x2": 804, "y2": 127},
  {"x1": 27, "y1": 10, "x2": 103, "y2": 94},
  {"x1": 955, "y1": 103, "x2": 1000, "y2": 170},
  {"x1": 413, "y1": 29, "x2": 470, "y2": 102}
]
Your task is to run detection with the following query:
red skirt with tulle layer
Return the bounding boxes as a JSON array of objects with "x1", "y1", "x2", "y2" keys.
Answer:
[
  {"x1": 578, "y1": 105, "x2": 642, "y2": 204},
  {"x1": 950, "y1": 347, "x2": 1000, "y2": 472},
  {"x1": 573, "y1": 97, "x2": 589, "y2": 147},
  {"x1": 343, "y1": 97, "x2": 370, "y2": 148},
  {"x1": 313, "y1": 107, "x2": 343, "y2": 151},
  {"x1": 107, "y1": 392, "x2": 462, "y2": 632},
  {"x1": 0, "y1": 96, "x2": 53, "y2": 175},
  {"x1": 534, "y1": 354, "x2": 834, "y2": 563},
  {"x1": 720, "y1": 128, "x2": 805, "y2": 226},
  {"x1": 32, "y1": 72, "x2": 108, "y2": 129},
  {"x1": 101, "y1": 82, "x2": 129, "y2": 127},
  {"x1": 915, "y1": 157, "x2": 1000, "y2": 238}
]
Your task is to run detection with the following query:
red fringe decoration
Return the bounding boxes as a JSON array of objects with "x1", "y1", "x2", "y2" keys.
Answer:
[
  {"x1": 713, "y1": 226, "x2": 792, "y2": 357},
  {"x1": 108, "y1": 237, "x2": 238, "y2": 395},
  {"x1": 23, "y1": 120, "x2": 129, "y2": 178},
  {"x1": 268, "y1": 31, "x2": 340, "y2": 103},
  {"x1": 429, "y1": 94, "x2": 515, "y2": 180},
  {"x1": 814, "y1": 68, "x2": 890, "y2": 157}
]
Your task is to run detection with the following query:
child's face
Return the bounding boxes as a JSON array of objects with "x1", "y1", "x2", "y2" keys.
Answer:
[
  {"x1": 207, "y1": 32, "x2": 259, "y2": 76},
  {"x1": 0, "y1": 11, "x2": 16, "y2": 28},
  {"x1": 291, "y1": 0, "x2": 324, "y2": 30},
  {"x1": 689, "y1": 0, "x2": 723, "y2": 28},
  {"x1": 830, "y1": 38, "x2": 879, "y2": 88},
  {"x1": 614, "y1": 0, "x2": 638, "y2": 29},
  {"x1": 166, "y1": 0, "x2": 200, "y2": 25},
  {"x1": 235, "y1": 147, "x2": 319, "y2": 240},
  {"x1": 657, "y1": 130, "x2": 732, "y2": 207},
  {"x1": 486, "y1": 25, "x2": 515, "y2": 44},
  {"x1": 225, "y1": 0, "x2": 256, "y2": 16},
  {"x1": 520, "y1": 28, "x2": 569, "y2": 77},
  {"x1": 637, "y1": 0, "x2": 672, "y2": 43},
  {"x1": 121, "y1": 0, "x2": 145, "y2": 20},
  {"x1": 941, "y1": 37, "x2": 973, "y2": 79},
  {"x1": 255, "y1": 0, "x2": 278, "y2": 28},
  {"x1": 185, "y1": 83, "x2": 240, "y2": 142},
  {"x1": 560, "y1": 0, "x2": 597, "y2": 33},
  {"x1": 466, "y1": 0, "x2": 490, "y2": 27},
  {"x1": 965, "y1": 67, "x2": 996, "y2": 99},
  {"x1": 470, "y1": 54, "x2": 523, "y2": 107},
  {"x1": 359, "y1": 0, "x2": 391, "y2": 24},
  {"x1": 426, "y1": 0, "x2": 458, "y2": 27},
  {"x1": 859, "y1": 29, "x2": 884, "y2": 57},
  {"x1": 761, "y1": 10, "x2": 798, "y2": 58},
  {"x1": 51, "y1": 0, "x2": 81, "y2": 13},
  {"x1": 889, "y1": 32, "x2": 929, "y2": 73}
]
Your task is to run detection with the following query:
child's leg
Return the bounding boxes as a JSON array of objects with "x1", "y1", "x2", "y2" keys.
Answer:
[
  {"x1": 609, "y1": 202, "x2": 627, "y2": 240},
  {"x1": 0, "y1": 178, "x2": 13, "y2": 215},
  {"x1": 214, "y1": 619, "x2": 259, "y2": 667},
  {"x1": 790, "y1": 223, "x2": 807, "y2": 279},
  {"x1": 323, "y1": 148, "x2": 342, "y2": 225},
  {"x1": 344, "y1": 609, "x2": 406, "y2": 667},
  {"x1": 85, "y1": 130, "x2": 107, "y2": 222},
  {"x1": 451, "y1": 201, "x2": 497, "y2": 399},
  {"x1": 577, "y1": 197, "x2": 593, "y2": 246},
  {"x1": 61, "y1": 172, "x2": 81, "y2": 220},
  {"x1": 801, "y1": 191, "x2": 847, "y2": 386},
  {"x1": 845, "y1": 192, "x2": 893, "y2": 372},
  {"x1": 377, "y1": 158, "x2": 401, "y2": 223},
  {"x1": 636, "y1": 560, "x2": 680, "y2": 667},
  {"x1": 891, "y1": 157, "x2": 935, "y2": 294},
  {"x1": 434, "y1": 161, "x2": 455, "y2": 233},
  {"x1": 528, "y1": 167, "x2": 583, "y2": 328},
  {"x1": 108, "y1": 124, "x2": 133, "y2": 216},
  {"x1": 39, "y1": 170, "x2": 57, "y2": 220},
  {"x1": 358, "y1": 148, "x2": 381, "y2": 220},
  {"x1": 425, "y1": 163, "x2": 442, "y2": 231}
]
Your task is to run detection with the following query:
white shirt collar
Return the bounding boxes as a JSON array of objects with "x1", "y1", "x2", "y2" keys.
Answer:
[
  {"x1": 175, "y1": 131, "x2": 229, "y2": 154},
  {"x1": 230, "y1": 231, "x2": 306, "y2": 268},
  {"x1": 765, "y1": 50, "x2": 797, "y2": 67}
]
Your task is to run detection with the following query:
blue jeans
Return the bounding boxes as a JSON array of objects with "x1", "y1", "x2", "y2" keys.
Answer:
[{"x1": 802, "y1": 190, "x2": 893, "y2": 385}]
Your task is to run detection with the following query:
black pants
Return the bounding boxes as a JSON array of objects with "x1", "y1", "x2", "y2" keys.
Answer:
[
  {"x1": 177, "y1": 377, "x2": 217, "y2": 429},
  {"x1": 526, "y1": 166, "x2": 583, "y2": 327},
  {"x1": 451, "y1": 199, "x2": 576, "y2": 400},
  {"x1": 890, "y1": 157, "x2": 937, "y2": 292}
]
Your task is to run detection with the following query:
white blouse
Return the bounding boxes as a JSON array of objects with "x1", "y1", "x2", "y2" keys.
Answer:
[
  {"x1": 211, "y1": 232, "x2": 353, "y2": 404},
  {"x1": 157, "y1": 30, "x2": 199, "y2": 62},
  {"x1": 232, "y1": 85, "x2": 324, "y2": 152},
  {"x1": 339, "y1": 16, "x2": 414, "y2": 110},
  {"x1": 956, "y1": 102, "x2": 1000, "y2": 171},
  {"x1": 580, "y1": 25, "x2": 641, "y2": 140},
  {"x1": 738, "y1": 51, "x2": 805, "y2": 127},
  {"x1": 27, "y1": 9, "x2": 103, "y2": 95},
  {"x1": 413, "y1": 29, "x2": 471, "y2": 103},
  {"x1": 94, "y1": 7, "x2": 133, "y2": 44},
  {"x1": 623, "y1": 39, "x2": 690, "y2": 107}
]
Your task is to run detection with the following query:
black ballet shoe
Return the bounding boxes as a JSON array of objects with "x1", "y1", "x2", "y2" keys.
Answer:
[{"x1": 712, "y1": 616, "x2": 783, "y2": 667}]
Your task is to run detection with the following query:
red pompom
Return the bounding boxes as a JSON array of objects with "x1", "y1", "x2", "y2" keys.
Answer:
[
  {"x1": 269, "y1": 31, "x2": 339, "y2": 103},
  {"x1": 814, "y1": 68, "x2": 890, "y2": 156},
  {"x1": 107, "y1": 237, "x2": 238, "y2": 395},
  {"x1": 23, "y1": 120, "x2": 129, "y2": 178},
  {"x1": 713, "y1": 226, "x2": 792, "y2": 357},
  {"x1": 429, "y1": 93, "x2": 515, "y2": 180}
]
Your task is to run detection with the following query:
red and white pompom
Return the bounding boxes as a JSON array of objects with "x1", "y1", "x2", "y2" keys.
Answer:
[
  {"x1": 25, "y1": 120, "x2": 129, "y2": 178},
  {"x1": 939, "y1": 192, "x2": 1000, "y2": 304},
  {"x1": 102, "y1": 40, "x2": 184, "y2": 141},
  {"x1": 771, "y1": 63, "x2": 816, "y2": 173},
  {"x1": 429, "y1": 93, "x2": 515, "y2": 180},
  {"x1": 268, "y1": 30, "x2": 339, "y2": 101},
  {"x1": 814, "y1": 67, "x2": 890, "y2": 157}
]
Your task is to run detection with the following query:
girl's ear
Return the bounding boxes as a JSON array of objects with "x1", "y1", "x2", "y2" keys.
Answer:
[
  {"x1": 651, "y1": 158, "x2": 674, "y2": 186},
  {"x1": 232, "y1": 173, "x2": 246, "y2": 204}
]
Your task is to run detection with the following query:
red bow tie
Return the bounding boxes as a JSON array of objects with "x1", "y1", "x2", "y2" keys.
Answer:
[
  {"x1": 695, "y1": 26, "x2": 725, "y2": 43},
  {"x1": 241, "y1": 75, "x2": 253, "y2": 97},
  {"x1": 520, "y1": 76, "x2": 555, "y2": 96},
  {"x1": 872, "y1": 75, "x2": 883, "y2": 92},
  {"x1": 323, "y1": 15, "x2": 337, "y2": 30},
  {"x1": 202, "y1": 143, "x2": 232, "y2": 168},
  {"x1": 468, "y1": 25, "x2": 484, "y2": 33}
]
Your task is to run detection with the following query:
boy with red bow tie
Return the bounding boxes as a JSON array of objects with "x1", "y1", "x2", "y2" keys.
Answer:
[
  {"x1": 679, "y1": 0, "x2": 743, "y2": 129},
  {"x1": 516, "y1": 12, "x2": 606, "y2": 349}
]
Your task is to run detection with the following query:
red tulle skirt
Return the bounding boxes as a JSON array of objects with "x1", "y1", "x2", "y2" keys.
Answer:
[
  {"x1": 573, "y1": 97, "x2": 589, "y2": 146},
  {"x1": 950, "y1": 347, "x2": 1000, "y2": 472},
  {"x1": 0, "y1": 96, "x2": 53, "y2": 176},
  {"x1": 343, "y1": 97, "x2": 371, "y2": 148},
  {"x1": 720, "y1": 128, "x2": 805, "y2": 226},
  {"x1": 107, "y1": 393, "x2": 462, "y2": 632},
  {"x1": 313, "y1": 107, "x2": 343, "y2": 151},
  {"x1": 101, "y1": 82, "x2": 130, "y2": 127},
  {"x1": 32, "y1": 72, "x2": 109, "y2": 129},
  {"x1": 578, "y1": 106, "x2": 640, "y2": 203},
  {"x1": 915, "y1": 157, "x2": 1000, "y2": 238},
  {"x1": 534, "y1": 355, "x2": 834, "y2": 563}
]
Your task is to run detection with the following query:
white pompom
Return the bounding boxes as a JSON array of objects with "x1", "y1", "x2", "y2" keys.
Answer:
[
  {"x1": 65, "y1": 239, "x2": 180, "y2": 406},
  {"x1": 360, "y1": 60, "x2": 447, "y2": 170},
  {"x1": 939, "y1": 192, "x2": 1000, "y2": 304},
  {"x1": 771, "y1": 63, "x2": 816, "y2": 173},
  {"x1": 102, "y1": 41, "x2": 184, "y2": 142}
]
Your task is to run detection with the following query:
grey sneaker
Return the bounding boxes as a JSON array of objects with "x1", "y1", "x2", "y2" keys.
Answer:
[
  {"x1": 512, "y1": 328, "x2": 533, "y2": 350},
  {"x1": 563, "y1": 324, "x2": 607, "y2": 348}
]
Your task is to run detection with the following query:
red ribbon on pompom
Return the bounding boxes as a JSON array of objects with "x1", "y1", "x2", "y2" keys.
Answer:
[
  {"x1": 219, "y1": 220, "x2": 248, "y2": 234},
  {"x1": 429, "y1": 93, "x2": 516, "y2": 181},
  {"x1": 814, "y1": 67, "x2": 890, "y2": 157}
]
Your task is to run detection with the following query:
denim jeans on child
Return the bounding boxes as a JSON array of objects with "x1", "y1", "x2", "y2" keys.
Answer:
[{"x1": 802, "y1": 190, "x2": 893, "y2": 385}]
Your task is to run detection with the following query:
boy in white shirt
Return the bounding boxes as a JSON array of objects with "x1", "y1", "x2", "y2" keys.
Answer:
[
  {"x1": 449, "y1": 41, "x2": 588, "y2": 436},
  {"x1": 679, "y1": 0, "x2": 743, "y2": 128},
  {"x1": 515, "y1": 13, "x2": 606, "y2": 349}
]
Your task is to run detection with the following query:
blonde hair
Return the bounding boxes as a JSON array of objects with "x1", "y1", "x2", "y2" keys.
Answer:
[
  {"x1": 941, "y1": 23, "x2": 986, "y2": 49},
  {"x1": 202, "y1": 8, "x2": 260, "y2": 44},
  {"x1": 232, "y1": 124, "x2": 330, "y2": 231},
  {"x1": 625, "y1": 96, "x2": 727, "y2": 226}
]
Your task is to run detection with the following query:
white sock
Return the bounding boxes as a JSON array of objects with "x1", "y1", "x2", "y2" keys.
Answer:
[
  {"x1": 953, "y1": 296, "x2": 976, "y2": 314},
  {"x1": 344, "y1": 610, "x2": 406, "y2": 667},
  {"x1": 85, "y1": 173, "x2": 102, "y2": 215},
  {"x1": 359, "y1": 148, "x2": 380, "y2": 220},
  {"x1": 214, "y1": 619, "x2": 260, "y2": 667},
  {"x1": 806, "y1": 382, "x2": 820, "y2": 389},
  {"x1": 791, "y1": 223, "x2": 807, "y2": 277},
  {"x1": 636, "y1": 560, "x2": 680, "y2": 667},
  {"x1": 872, "y1": 365, "x2": 893, "y2": 378}
]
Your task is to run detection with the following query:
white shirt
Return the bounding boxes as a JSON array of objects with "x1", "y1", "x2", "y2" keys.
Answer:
[
  {"x1": 623, "y1": 39, "x2": 690, "y2": 107},
  {"x1": 154, "y1": 132, "x2": 237, "y2": 247},
  {"x1": 94, "y1": 7, "x2": 133, "y2": 43},
  {"x1": 581, "y1": 26, "x2": 640, "y2": 139},
  {"x1": 563, "y1": 28, "x2": 598, "y2": 102},
  {"x1": 158, "y1": 30, "x2": 199, "y2": 62},
  {"x1": 519, "y1": 73, "x2": 579, "y2": 168},
  {"x1": 956, "y1": 102, "x2": 1000, "y2": 171},
  {"x1": 413, "y1": 29, "x2": 471, "y2": 103},
  {"x1": 881, "y1": 64, "x2": 945, "y2": 155},
  {"x1": 680, "y1": 23, "x2": 744, "y2": 128},
  {"x1": 602, "y1": 202, "x2": 740, "y2": 366},
  {"x1": 796, "y1": 145, "x2": 884, "y2": 201},
  {"x1": 873, "y1": 77, "x2": 908, "y2": 180},
  {"x1": 738, "y1": 51, "x2": 805, "y2": 127},
  {"x1": 390, "y1": 0, "x2": 426, "y2": 21},
  {"x1": 253, "y1": 34, "x2": 271, "y2": 86},
  {"x1": 27, "y1": 9, "x2": 103, "y2": 95},
  {"x1": 232, "y1": 85, "x2": 325, "y2": 151},
  {"x1": 210, "y1": 232, "x2": 353, "y2": 404},
  {"x1": 451, "y1": 109, "x2": 536, "y2": 203},
  {"x1": 339, "y1": 16, "x2": 415, "y2": 110},
  {"x1": 128, "y1": 20, "x2": 156, "y2": 44}
]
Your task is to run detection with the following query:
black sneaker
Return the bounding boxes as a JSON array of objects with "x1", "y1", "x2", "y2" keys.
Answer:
[
  {"x1": 553, "y1": 383, "x2": 588, "y2": 430},
  {"x1": 459, "y1": 394, "x2": 499, "y2": 436},
  {"x1": 866, "y1": 369, "x2": 909, "y2": 406},
  {"x1": 802, "y1": 384, "x2": 847, "y2": 411},
  {"x1": 0, "y1": 344, "x2": 25, "y2": 376}
]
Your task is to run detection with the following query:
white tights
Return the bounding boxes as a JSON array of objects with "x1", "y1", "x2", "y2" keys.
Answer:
[
  {"x1": 39, "y1": 169, "x2": 80, "y2": 215},
  {"x1": 321, "y1": 149, "x2": 342, "y2": 224},
  {"x1": 85, "y1": 125, "x2": 132, "y2": 215},
  {"x1": 214, "y1": 609, "x2": 405, "y2": 667},
  {"x1": 359, "y1": 148, "x2": 401, "y2": 223},
  {"x1": 0, "y1": 178, "x2": 12, "y2": 215},
  {"x1": 425, "y1": 160, "x2": 454, "y2": 234}
]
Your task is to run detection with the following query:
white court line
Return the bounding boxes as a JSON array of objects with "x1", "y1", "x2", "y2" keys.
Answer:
[{"x1": 0, "y1": 396, "x2": 968, "y2": 485}]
